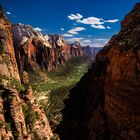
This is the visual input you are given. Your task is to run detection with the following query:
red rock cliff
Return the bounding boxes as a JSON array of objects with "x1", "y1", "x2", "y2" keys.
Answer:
[
  {"x1": 0, "y1": 7, "x2": 53, "y2": 140},
  {"x1": 12, "y1": 25, "x2": 84, "y2": 72},
  {"x1": 57, "y1": 3, "x2": 140, "y2": 140}
]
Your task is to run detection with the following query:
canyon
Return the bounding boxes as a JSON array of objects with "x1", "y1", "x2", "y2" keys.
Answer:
[{"x1": 0, "y1": 2, "x2": 140, "y2": 140}]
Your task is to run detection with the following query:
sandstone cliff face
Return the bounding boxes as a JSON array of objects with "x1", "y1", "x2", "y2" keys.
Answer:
[
  {"x1": 0, "y1": 8, "x2": 53, "y2": 140},
  {"x1": 0, "y1": 8, "x2": 20, "y2": 81},
  {"x1": 12, "y1": 24, "x2": 84, "y2": 72},
  {"x1": 57, "y1": 3, "x2": 140, "y2": 140}
]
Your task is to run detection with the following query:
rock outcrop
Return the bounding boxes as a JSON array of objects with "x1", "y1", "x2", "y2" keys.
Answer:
[
  {"x1": 57, "y1": 3, "x2": 140, "y2": 140},
  {"x1": 12, "y1": 24, "x2": 84, "y2": 72},
  {"x1": 0, "y1": 7, "x2": 20, "y2": 81},
  {"x1": 0, "y1": 7, "x2": 53, "y2": 140}
]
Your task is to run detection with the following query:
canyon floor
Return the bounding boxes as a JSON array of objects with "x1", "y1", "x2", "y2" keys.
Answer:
[{"x1": 28, "y1": 56, "x2": 91, "y2": 133}]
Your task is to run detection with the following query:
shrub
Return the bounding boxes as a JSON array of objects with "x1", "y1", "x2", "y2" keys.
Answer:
[
  {"x1": 10, "y1": 79, "x2": 25, "y2": 92},
  {"x1": 22, "y1": 105, "x2": 38, "y2": 125}
]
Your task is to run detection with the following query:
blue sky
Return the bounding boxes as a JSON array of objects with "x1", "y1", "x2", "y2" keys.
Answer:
[{"x1": 1, "y1": 0, "x2": 139, "y2": 47}]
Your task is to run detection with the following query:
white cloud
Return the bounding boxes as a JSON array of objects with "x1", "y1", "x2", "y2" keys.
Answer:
[
  {"x1": 6, "y1": 11, "x2": 11, "y2": 15},
  {"x1": 61, "y1": 28, "x2": 64, "y2": 31},
  {"x1": 94, "y1": 39, "x2": 108, "y2": 41},
  {"x1": 105, "y1": 19, "x2": 119, "y2": 23},
  {"x1": 34, "y1": 27, "x2": 42, "y2": 32},
  {"x1": 79, "y1": 17, "x2": 104, "y2": 25},
  {"x1": 67, "y1": 13, "x2": 119, "y2": 30},
  {"x1": 80, "y1": 38, "x2": 109, "y2": 47},
  {"x1": 62, "y1": 34, "x2": 74, "y2": 37},
  {"x1": 68, "y1": 27, "x2": 85, "y2": 35},
  {"x1": 68, "y1": 13, "x2": 83, "y2": 20},
  {"x1": 107, "y1": 26, "x2": 111, "y2": 29},
  {"x1": 67, "y1": 37, "x2": 83, "y2": 43},
  {"x1": 91, "y1": 24, "x2": 106, "y2": 29}
]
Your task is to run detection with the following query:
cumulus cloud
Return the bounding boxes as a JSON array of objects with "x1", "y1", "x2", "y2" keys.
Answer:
[
  {"x1": 62, "y1": 34, "x2": 74, "y2": 37},
  {"x1": 79, "y1": 17, "x2": 104, "y2": 25},
  {"x1": 68, "y1": 27, "x2": 85, "y2": 35},
  {"x1": 105, "y1": 19, "x2": 119, "y2": 23},
  {"x1": 34, "y1": 27, "x2": 42, "y2": 32},
  {"x1": 67, "y1": 13, "x2": 119, "y2": 30},
  {"x1": 91, "y1": 24, "x2": 106, "y2": 29},
  {"x1": 61, "y1": 28, "x2": 64, "y2": 31},
  {"x1": 6, "y1": 11, "x2": 11, "y2": 15},
  {"x1": 68, "y1": 13, "x2": 83, "y2": 20}
]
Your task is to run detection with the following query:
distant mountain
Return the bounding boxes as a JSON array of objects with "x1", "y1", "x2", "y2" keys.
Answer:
[
  {"x1": 12, "y1": 23, "x2": 84, "y2": 72},
  {"x1": 82, "y1": 45, "x2": 102, "y2": 57},
  {"x1": 72, "y1": 41, "x2": 82, "y2": 47}
]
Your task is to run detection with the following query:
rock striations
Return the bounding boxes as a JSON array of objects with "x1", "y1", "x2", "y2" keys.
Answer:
[
  {"x1": 57, "y1": 3, "x2": 140, "y2": 140},
  {"x1": 12, "y1": 24, "x2": 84, "y2": 72},
  {"x1": 0, "y1": 7, "x2": 53, "y2": 140}
]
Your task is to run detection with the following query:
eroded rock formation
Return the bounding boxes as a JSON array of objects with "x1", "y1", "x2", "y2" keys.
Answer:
[
  {"x1": 57, "y1": 3, "x2": 140, "y2": 140},
  {"x1": 0, "y1": 7, "x2": 53, "y2": 140},
  {"x1": 12, "y1": 24, "x2": 84, "y2": 72}
]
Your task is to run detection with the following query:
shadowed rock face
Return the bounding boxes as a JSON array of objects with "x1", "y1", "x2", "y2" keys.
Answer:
[
  {"x1": 56, "y1": 3, "x2": 140, "y2": 140},
  {"x1": 0, "y1": 7, "x2": 53, "y2": 140},
  {"x1": 12, "y1": 25, "x2": 84, "y2": 72}
]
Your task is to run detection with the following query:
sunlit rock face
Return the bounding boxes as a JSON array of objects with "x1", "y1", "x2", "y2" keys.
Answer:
[
  {"x1": 0, "y1": 9, "x2": 20, "y2": 81},
  {"x1": 0, "y1": 7, "x2": 53, "y2": 140},
  {"x1": 57, "y1": 3, "x2": 140, "y2": 140},
  {"x1": 12, "y1": 25, "x2": 84, "y2": 72}
]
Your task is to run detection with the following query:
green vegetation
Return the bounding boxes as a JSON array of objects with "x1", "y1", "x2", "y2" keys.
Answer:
[
  {"x1": 10, "y1": 78, "x2": 25, "y2": 92},
  {"x1": 0, "y1": 73, "x2": 25, "y2": 92},
  {"x1": 30, "y1": 56, "x2": 89, "y2": 93},
  {"x1": 22, "y1": 105, "x2": 38, "y2": 125},
  {"x1": 29, "y1": 56, "x2": 90, "y2": 131}
]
